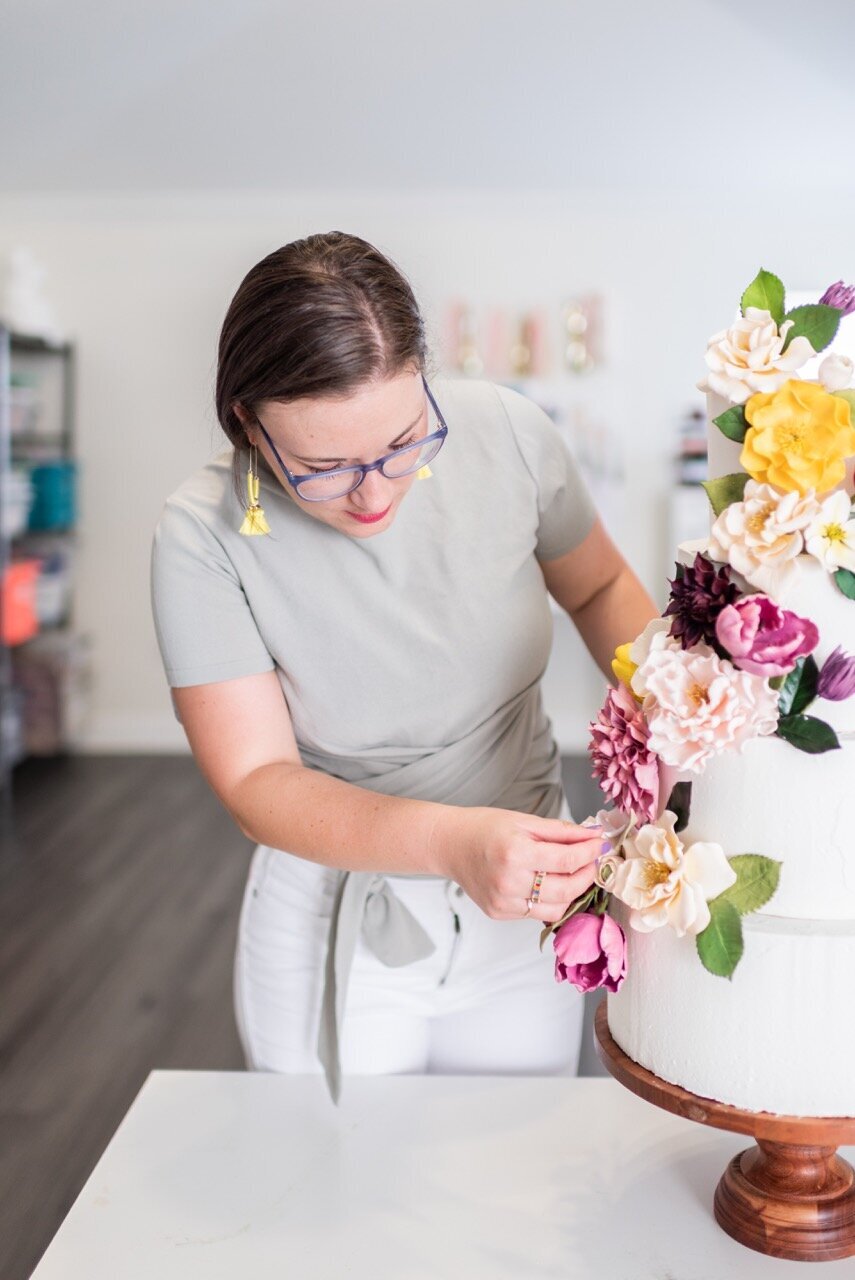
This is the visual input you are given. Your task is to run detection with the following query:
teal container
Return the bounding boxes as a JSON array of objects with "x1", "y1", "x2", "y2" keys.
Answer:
[{"x1": 27, "y1": 461, "x2": 77, "y2": 531}]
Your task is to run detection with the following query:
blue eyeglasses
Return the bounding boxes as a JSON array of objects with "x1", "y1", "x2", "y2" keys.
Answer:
[{"x1": 253, "y1": 374, "x2": 448, "y2": 503}]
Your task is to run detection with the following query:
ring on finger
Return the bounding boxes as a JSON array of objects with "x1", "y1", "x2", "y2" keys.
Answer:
[
  {"x1": 523, "y1": 898, "x2": 533, "y2": 918},
  {"x1": 529, "y1": 869, "x2": 546, "y2": 905}
]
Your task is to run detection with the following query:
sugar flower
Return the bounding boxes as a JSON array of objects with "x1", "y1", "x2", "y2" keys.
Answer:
[
  {"x1": 698, "y1": 307, "x2": 815, "y2": 405},
  {"x1": 611, "y1": 641, "x2": 639, "y2": 693},
  {"x1": 819, "y1": 353, "x2": 854, "y2": 393},
  {"x1": 628, "y1": 618, "x2": 678, "y2": 699},
  {"x1": 741, "y1": 379, "x2": 855, "y2": 496},
  {"x1": 611, "y1": 810, "x2": 736, "y2": 938},
  {"x1": 594, "y1": 850, "x2": 625, "y2": 892},
  {"x1": 817, "y1": 646, "x2": 855, "y2": 702},
  {"x1": 804, "y1": 490, "x2": 855, "y2": 573},
  {"x1": 589, "y1": 684, "x2": 661, "y2": 823},
  {"x1": 583, "y1": 807, "x2": 636, "y2": 851},
  {"x1": 819, "y1": 281, "x2": 855, "y2": 317},
  {"x1": 664, "y1": 553, "x2": 739, "y2": 650},
  {"x1": 553, "y1": 911, "x2": 627, "y2": 994},
  {"x1": 708, "y1": 480, "x2": 819, "y2": 595},
  {"x1": 714, "y1": 594, "x2": 819, "y2": 678},
  {"x1": 637, "y1": 643, "x2": 779, "y2": 773}
]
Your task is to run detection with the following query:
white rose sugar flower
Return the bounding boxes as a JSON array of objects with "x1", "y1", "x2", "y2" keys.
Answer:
[
  {"x1": 611, "y1": 810, "x2": 736, "y2": 937},
  {"x1": 708, "y1": 481, "x2": 819, "y2": 595},
  {"x1": 805, "y1": 490, "x2": 855, "y2": 573},
  {"x1": 819, "y1": 353, "x2": 854, "y2": 393},
  {"x1": 698, "y1": 307, "x2": 816, "y2": 405}
]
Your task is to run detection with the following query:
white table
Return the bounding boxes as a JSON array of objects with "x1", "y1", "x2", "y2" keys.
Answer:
[{"x1": 31, "y1": 1072, "x2": 855, "y2": 1278}]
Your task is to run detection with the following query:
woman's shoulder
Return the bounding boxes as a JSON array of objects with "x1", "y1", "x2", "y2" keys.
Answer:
[{"x1": 153, "y1": 448, "x2": 238, "y2": 550}]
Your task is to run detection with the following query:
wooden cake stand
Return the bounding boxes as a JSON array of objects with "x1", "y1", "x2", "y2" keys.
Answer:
[{"x1": 594, "y1": 1003, "x2": 855, "y2": 1262}]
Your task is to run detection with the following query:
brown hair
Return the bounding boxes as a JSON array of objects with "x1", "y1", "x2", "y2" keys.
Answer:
[{"x1": 215, "y1": 231, "x2": 429, "y2": 504}]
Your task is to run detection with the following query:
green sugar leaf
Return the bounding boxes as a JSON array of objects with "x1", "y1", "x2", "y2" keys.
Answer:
[
  {"x1": 777, "y1": 654, "x2": 818, "y2": 717},
  {"x1": 702, "y1": 472, "x2": 749, "y2": 517},
  {"x1": 835, "y1": 568, "x2": 855, "y2": 601},
  {"x1": 696, "y1": 898, "x2": 744, "y2": 979},
  {"x1": 741, "y1": 269, "x2": 785, "y2": 324},
  {"x1": 781, "y1": 303, "x2": 840, "y2": 354},
  {"x1": 713, "y1": 404, "x2": 748, "y2": 444},
  {"x1": 719, "y1": 855, "x2": 781, "y2": 916},
  {"x1": 776, "y1": 714, "x2": 841, "y2": 754},
  {"x1": 833, "y1": 390, "x2": 855, "y2": 415}
]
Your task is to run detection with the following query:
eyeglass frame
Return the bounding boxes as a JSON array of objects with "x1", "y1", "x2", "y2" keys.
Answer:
[{"x1": 251, "y1": 373, "x2": 449, "y2": 503}]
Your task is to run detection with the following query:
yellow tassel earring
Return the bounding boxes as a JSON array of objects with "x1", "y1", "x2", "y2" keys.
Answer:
[
  {"x1": 416, "y1": 464, "x2": 433, "y2": 480},
  {"x1": 239, "y1": 443, "x2": 271, "y2": 536}
]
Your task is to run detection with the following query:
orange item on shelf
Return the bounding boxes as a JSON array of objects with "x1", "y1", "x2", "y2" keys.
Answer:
[{"x1": 2, "y1": 558, "x2": 41, "y2": 645}]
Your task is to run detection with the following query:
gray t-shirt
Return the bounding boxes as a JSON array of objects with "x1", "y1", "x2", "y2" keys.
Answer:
[{"x1": 151, "y1": 376, "x2": 595, "y2": 813}]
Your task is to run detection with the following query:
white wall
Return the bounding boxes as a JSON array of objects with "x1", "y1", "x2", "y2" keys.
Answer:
[{"x1": 2, "y1": 188, "x2": 853, "y2": 752}]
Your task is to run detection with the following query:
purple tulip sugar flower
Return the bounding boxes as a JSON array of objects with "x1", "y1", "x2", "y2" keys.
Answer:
[
  {"x1": 553, "y1": 911, "x2": 627, "y2": 994},
  {"x1": 817, "y1": 646, "x2": 855, "y2": 702},
  {"x1": 819, "y1": 281, "x2": 855, "y2": 317}
]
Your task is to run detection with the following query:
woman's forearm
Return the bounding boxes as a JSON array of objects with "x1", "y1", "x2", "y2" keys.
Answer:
[
  {"x1": 230, "y1": 761, "x2": 450, "y2": 876},
  {"x1": 570, "y1": 564, "x2": 659, "y2": 681}
]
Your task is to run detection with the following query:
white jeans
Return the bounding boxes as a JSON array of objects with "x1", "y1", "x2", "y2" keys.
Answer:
[{"x1": 233, "y1": 797, "x2": 585, "y2": 1082}]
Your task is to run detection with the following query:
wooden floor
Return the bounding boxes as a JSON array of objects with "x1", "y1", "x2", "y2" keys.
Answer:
[{"x1": 0, "y1": 753, "x2": 602, "y2": 1280}]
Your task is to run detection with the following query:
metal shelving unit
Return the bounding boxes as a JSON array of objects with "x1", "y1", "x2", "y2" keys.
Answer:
[{"x1": 0, "y1": 327, "x2": 78, "y2": 841}]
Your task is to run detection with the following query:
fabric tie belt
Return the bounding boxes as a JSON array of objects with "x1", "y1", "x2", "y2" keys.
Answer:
[{"x1": 305, "y1": 679, "x2": 564, "y2": 1103}]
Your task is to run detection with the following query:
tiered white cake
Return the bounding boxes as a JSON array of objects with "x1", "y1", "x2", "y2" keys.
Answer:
[{"x1": 591, "y1": 272, "x2": 855, "y2": 1116}]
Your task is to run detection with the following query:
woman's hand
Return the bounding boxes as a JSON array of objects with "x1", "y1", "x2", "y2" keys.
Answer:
[{"x1": 429, "y1": 805, "x2": 603, "y2": 923}]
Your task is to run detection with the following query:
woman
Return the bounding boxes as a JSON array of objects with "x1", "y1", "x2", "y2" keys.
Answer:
[{"x1": 150, "y1": 231, "x2": 657, "y2": 1102}]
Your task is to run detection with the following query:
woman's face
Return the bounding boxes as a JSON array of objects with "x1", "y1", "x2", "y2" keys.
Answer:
[{"x1": 242, "y1": 366, "x2": 429, "y2": 539}]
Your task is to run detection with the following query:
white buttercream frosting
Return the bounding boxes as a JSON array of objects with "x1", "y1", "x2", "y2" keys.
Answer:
[{"x1": 608, "y1": 900, "x2": 855, "y2": 1116}]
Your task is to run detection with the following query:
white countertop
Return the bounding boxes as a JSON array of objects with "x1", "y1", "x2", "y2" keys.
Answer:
[{"x1": 31, "y1": 1072, "x2": 855, "y2": 1278}]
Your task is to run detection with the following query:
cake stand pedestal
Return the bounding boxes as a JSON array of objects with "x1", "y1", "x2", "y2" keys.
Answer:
[{"x1": 594, "y1": 1003, "x2": 855, "y2": 1262}]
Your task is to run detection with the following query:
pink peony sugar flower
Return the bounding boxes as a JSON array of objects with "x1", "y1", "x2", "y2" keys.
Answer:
[
  {"x1": 714, "y1": 594, "x2": 819, "y2": 678},
  {"x1": 589, "y1": 683, "x2": 661, "y2": 822},
  {"x1": 638, "y1": 644, "x2": 779, "y2": 773},
  {"x1": 817, "y1": 646, "x2": 855, "y2": 702},
  {"x1": 554, "y1": 911, "x2": 627, "y2": 994}
]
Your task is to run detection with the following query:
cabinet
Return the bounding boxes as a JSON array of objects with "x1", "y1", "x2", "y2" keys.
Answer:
[{"x1": 0, "y1": 327, "x2": 89, "y2": 833}]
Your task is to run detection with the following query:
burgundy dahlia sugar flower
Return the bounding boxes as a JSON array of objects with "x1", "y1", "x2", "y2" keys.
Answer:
[
  {"x1": 819, "y1": 281, "x2": 855, "y2": 317},
  {"x1": 554, "y1": 911, "x2": 627, "y2": 994},
  {"x1": 714, "y1": 594, "x2": 819, "y2": 678},
  {"x1": 665, "y1": 553, "x2": 739, "y2": 650},
  {"x1": 589, "y1": 683, "x2": 661, "y2": 822},
  {"x1": 817, "y1": 646, "x2": 855, "y2": 702}
]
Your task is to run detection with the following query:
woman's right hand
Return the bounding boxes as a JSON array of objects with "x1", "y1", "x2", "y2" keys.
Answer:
[{"x1": 428, "y1": 804, "x2": 604, "y2": 923}]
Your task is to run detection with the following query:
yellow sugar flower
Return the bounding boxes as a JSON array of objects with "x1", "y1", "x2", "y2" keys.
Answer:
[
  {"x1": 741, "y1": 379, "x2": 855, "y2": 496},
  {"x1": 612, "y1": 642, "x2": 640, "y2": 695}
]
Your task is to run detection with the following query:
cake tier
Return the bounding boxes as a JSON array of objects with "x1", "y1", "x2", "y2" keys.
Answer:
[
  {"x1": 661, "y1": 733, "x2": 855, "y2": 921},
  {"x1": 607, "y1": 899, "x2": 855, "y2": 1116},
  {"x1": 677, "y1": 538, "x2": 855, "y2": 734}
]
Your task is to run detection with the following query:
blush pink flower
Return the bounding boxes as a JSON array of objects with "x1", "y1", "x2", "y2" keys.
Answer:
[
  {"x1": 553, "y1": 911, "x2": 627, "y2": 993},
  {"x1": 714, "y1": 594, "x2": 819, "y2": 678},
  {"x1": 637, "y1": 644, "x2": 779, "y2": 773},
  {"x1": 589, "y1": 683, "x2": 661, "y2": 822}
]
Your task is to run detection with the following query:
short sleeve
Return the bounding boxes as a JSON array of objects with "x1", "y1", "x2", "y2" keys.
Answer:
[
  {"x1": 495, "y1": 383, "x2": 597, "y2": 560},
  {"x1": 150, "y1": 499, "x2": 275, "y2": 688}
]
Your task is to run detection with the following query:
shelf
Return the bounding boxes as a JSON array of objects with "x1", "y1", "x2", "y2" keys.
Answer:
[
  {"x1": 11, "y1": 432, "x2": 72, "y2": 448},
  {"x1": 11, "y1": 527, "x2": 77, "y2": 541},
  {"x1": 9, "y1": 333, "x2": 73, "y2": 358}
]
